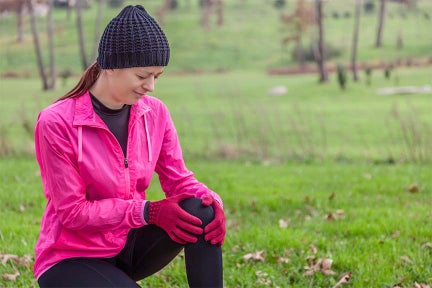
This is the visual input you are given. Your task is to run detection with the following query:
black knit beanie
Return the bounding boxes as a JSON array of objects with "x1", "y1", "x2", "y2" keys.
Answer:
[{"x1": 97, "y1": 5, "x2": 170, "y2": 69}]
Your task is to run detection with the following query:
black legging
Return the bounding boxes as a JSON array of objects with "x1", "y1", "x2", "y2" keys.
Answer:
[{"x1": 38, "y1": 198, "x2": 223, "y2": 288}]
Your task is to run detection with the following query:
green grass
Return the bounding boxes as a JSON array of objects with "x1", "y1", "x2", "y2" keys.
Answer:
[
  {"x1": 1, "y1": 158, "x2": 431, "y2": 287},
  {"x1": 1, "y1": 67, "x2": 432, "y2": 163}
]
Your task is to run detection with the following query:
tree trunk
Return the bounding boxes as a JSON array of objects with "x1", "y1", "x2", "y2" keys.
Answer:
[
  {"x1": 375, "y1": 0, "x2": 387, "y2": 48},
  {"x1": 216, "y1": 0, "x2": 224, "y2": 26},
  {"x1": 76, "y1": 0, "x2": 89, "y2": 70},
  {"x1": 156, "y1": 0, "x2": 173, "y2": 27},
  {"x1": 28, "y1": 0, "x2": 49, "y2": 90},
  {"x1": 201, "y1": 0, "x2": 213, "y2": 30},
  {"x1": 47, "y1": 0, "x2": 57, "y2": 89},
  {"x1": 315, "y1": 0, "x2": 328, "y2": 83},
  {"x1": 92, "y1": 0, "x2": 105, "y2": 61},
  {"x1": 16, "y1": 1, "x2": 25, "y2": 43},
  {"x1": 351, "y1": 0, "x2": 362, "y2": 81}
]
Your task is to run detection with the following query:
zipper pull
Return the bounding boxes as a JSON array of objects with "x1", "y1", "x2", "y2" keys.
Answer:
[{"x1": 124, "y1": 158, "x2": 129, "y2": 168}]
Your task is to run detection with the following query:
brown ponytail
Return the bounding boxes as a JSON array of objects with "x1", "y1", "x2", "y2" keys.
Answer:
[{"x1": 57, "y1": 62, "x2": 101, "y2": 102}]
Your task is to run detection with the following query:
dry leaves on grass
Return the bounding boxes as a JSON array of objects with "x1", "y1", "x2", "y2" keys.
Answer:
[
  {"x1": 420, "y1": 242, "x2": 432, "y2": 249},
  {"x1": 413, "y1": 283, "x2": 431, "y2": 288},
  {"x1": 400, "y1": 256, "x2": 413, "y2": 264},
  {"x1": 332, "y1": 272, "x2": 352, "y2": 288},
  {"x1": 324, "y1": 210, "x2": 345, "y2": 221},
  {"x1": 243, "y1": 250, "x2": 265, "y2": 262},
  {"x1": 405, "y1": 183, "x2": 421, "y2": 193},
  {"x1": 2, "y1": 271, "x2": 20, "y2": 281},
  {"x1": 0, "y1": 253, "x2": 33, "y2": 268},
  {"x1": 303, "y1": 258, "x2": 337, "y2": 276},
  {"x1": 278, "y1": 218, "x2": 291, "y2": 228},
  {"x1": 255, "y1": 271, "x2": 272, "y2": 286},
  {"x1": 276, "y1": 249, "x2": 292, "y2": 264}
]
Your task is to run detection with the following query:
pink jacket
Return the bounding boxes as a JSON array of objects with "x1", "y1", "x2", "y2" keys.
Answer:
[{"x1": 34, "y1": 92, "x2": 221, "y2": 279}]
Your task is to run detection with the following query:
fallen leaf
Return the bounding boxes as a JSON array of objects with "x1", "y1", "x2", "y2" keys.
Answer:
[
  {"x1": 1, "y1": 254, "x2": 18, "y2": 266},
  {"x1": 335, "y1": 209, "x2": 345, "y2": 216},
  {"x1": 278, "y1": 218, "x2": 290, "y2": 228},
  {"x1": 421, "y1": 242, "x2": 432, "y2": 249},
  {"x1": 405, "y1": 183, "x2": 420, "y2": 193},
  {"x1": 325, "y1": 213, "x2": 336, "y2": 221},
  {"x1": 308, "y1": 244, "x2": 318, "y2": 254},
  {"x1": 332, "y1": 272, "x2": 352, "y2": 288},
  {"x1": 0, "y1": 253, "x2": 33, "y2": 268},
  {"x1": 2, "y1": 271, "x2": 20, "y2": 281},
  {"x1": 413, "y1": 283, "x2": 431, "y2": 288},
  {"x1": 400, "y1": 256, "x2": 413, "y2": 264},
  {"x1": 277, "y1": 257, "x2": 290, "y2": 264},
  {"x1": 255, "y1": 271, "x2": 272, "y2": 286},
  {"x1": 243, "y1": 251, "x2": 265, "y2": 262},
  {"x1": 303, "y1": 257, "x2": 336, "y2": 276},
  {"x1": 321, "y1": 258, "x2": 333, "y2": 271}
]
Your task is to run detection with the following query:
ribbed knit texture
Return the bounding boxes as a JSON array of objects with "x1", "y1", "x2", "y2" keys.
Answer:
[{"x1": 97, "y1": 5, "x2": 170, "y2": 69}]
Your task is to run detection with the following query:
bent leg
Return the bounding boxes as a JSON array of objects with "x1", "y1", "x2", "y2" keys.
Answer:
[
  {"x1": 38, "y1": 257, "x2": 139, "y2": 288},
  {"x1": 180, "y1": 198, "x2": 223, "y2": 288},
  {"x1": 118, "y1": 198, "x2": 223, "y2": 287}
]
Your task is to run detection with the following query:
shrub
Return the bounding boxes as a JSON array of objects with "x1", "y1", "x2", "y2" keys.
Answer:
[
  {"x1": 292, "y1": 42, "x2": 342, "y2": 63},
  {"x1": 336, "y1": 64, "x2": 347, "y2": 90},
  {"x1": 364, "y1": 1, "x2": 375, "y2": 14},
  {"x1": 274, "y1": 0, "x2": 286, "y2": 10}
]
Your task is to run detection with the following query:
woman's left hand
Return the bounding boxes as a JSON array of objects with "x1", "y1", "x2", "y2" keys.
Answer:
[{"x1": 201, "y1": 195, "x2": 226, "y2": 246}]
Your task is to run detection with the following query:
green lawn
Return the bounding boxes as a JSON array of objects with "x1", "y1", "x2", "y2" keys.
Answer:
[
  {"x1": 0, "y1": 158, "x2": 431, "y2": 287},
  {"x1": 1, "y1": 67, "x2": 431, "y2": 162}
]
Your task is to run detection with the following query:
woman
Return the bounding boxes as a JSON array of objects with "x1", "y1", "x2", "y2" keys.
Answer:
[{"x1": 34, "y1": 5, "x2": 225, "y2": 287}]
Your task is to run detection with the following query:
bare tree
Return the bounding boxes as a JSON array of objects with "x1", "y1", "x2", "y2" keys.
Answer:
[
  {"x1": 280, "y1": 0, "x2": 314, "y2": 66},
  {"x1": 47, "y1": 0, "x2": 57, "y2": 89},
  {"x1": 76, "y1": 0, "x2": 89, "y2": 70},
  {"x1": 92, "y1": 0, "x2": 105, "y2": 61},
  {"x1": 375, "y1": 0, "x2": 387, "y2": 48},
  {"x1": 16, "y1": 0, "x2": 26, "y2": 42},
  {"x1": 351, "y1": 0, "x2": 362, "y2": 81},
  {"x1": 156, "y1": 0, "x2": 174, "y2": 26},
  {"x1": 314, "y1": 0, "x2": 328, "y2": 83},
  {"x1": 27, "y1": 0, "x2": 49, "y2": 90},
  {"x1": 201, "y1": 0, "x2": 224, "y2": 30}
]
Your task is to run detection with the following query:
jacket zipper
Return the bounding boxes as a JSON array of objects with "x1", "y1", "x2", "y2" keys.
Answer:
[{"x1": 85, "y1": 123, "x2": 132, "y2": 198}]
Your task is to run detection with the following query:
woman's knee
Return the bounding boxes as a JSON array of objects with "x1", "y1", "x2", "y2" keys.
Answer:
[{"x1": 179, "y1": 198, "x2": 214, "y2": 227}]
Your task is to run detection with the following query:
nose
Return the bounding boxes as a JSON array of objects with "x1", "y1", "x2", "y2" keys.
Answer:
[{"x1": 142, "y1": 76, "x2": 155, "y2": 93}]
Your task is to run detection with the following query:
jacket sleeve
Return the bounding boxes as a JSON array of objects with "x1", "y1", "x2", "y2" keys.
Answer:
[
  {"x1": 154, "y1": 105, "x2": 223, "y2": 206},
  {"x1": 35, "y1": 112, "x2": 146, "y2": 231}
]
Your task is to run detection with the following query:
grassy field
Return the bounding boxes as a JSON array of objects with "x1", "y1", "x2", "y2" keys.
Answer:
[
  {"x1": 1, "y1": 67, "x2": 432, "y2": 163},
  {"x1": 1, "y1": 158, "x2": 431, "y2": 287},
  {"x1": 1, "y1": 67, "x2": 431, "y2": 287},
  {"x1": 0, "y1": 0, "x2": 431, "y2": 287}
]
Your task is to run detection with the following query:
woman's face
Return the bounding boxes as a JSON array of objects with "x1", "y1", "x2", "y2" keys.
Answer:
[{"x1": 105, "y1": 66, "x2": 164, "y2": 106}]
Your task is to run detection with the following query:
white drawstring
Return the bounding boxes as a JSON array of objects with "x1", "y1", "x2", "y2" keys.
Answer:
[
  {"x1": 78, "y1": 126, "x2": 83, "y2": 162},
  {"x1": 143, "y1": 114, "x2": 152, "y2": 162}
]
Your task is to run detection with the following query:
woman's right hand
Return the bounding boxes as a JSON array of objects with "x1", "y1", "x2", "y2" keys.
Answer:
[{"x1": 147, "y1": 193, "x2": 203, "y2": 244}]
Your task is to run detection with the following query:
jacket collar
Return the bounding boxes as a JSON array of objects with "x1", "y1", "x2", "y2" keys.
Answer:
[{"x1": 73, "y1": 92, "x2": 151, "y2": 127}]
